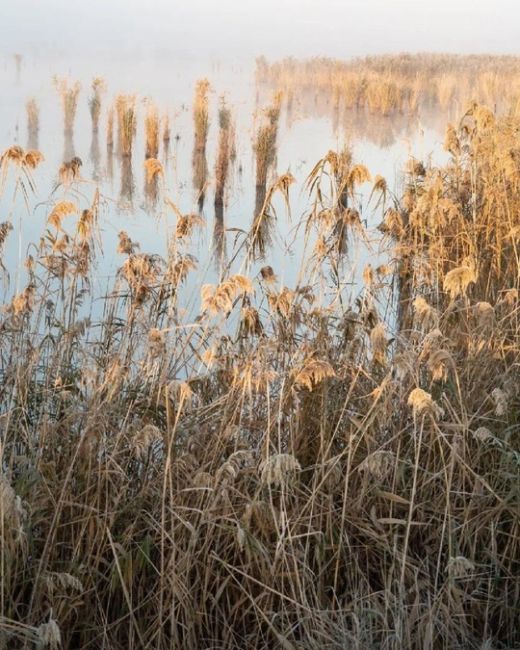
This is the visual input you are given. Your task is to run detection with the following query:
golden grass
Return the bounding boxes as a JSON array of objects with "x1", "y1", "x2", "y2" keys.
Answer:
[{"x1": 0, "y1": 98, "x2": 519, "y2": 649}]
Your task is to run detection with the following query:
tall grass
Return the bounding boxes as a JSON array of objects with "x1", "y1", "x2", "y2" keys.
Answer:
[{"x1": 0, "y1": 102, "x2": 519, "y2": 650}]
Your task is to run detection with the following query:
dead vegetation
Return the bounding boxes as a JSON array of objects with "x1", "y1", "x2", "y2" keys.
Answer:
[{"x1": 0, "y1": 73, "x2": 519, "y2": 650}]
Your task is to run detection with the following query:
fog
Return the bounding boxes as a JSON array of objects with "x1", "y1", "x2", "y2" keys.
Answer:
[{"x1": 1, "y1": 0, "x2": 518, "y2": 64}]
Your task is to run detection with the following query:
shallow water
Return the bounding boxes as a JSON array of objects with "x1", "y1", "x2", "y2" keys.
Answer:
[{"x1": 0, "y1": 52, "x2": 450, "y2": 320}]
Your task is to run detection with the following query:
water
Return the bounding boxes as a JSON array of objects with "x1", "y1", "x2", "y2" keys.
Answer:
[{"x1": 0, "y1": 51, "x2": 450, "y2": 322}]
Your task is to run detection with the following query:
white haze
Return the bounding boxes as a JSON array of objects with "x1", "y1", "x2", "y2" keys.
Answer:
[{"x1": 0, "y1": 0, "x2": 518, "y2": 64}]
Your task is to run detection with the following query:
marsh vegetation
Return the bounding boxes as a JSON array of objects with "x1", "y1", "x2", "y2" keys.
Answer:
[{"x1": 0, "y1": 53, "x2": 519, "y2": 649}]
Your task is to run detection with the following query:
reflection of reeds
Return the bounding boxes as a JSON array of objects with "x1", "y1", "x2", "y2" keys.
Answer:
[
  {"x1": 106, "y1": 107, "x2": 114, "y2": 152},
  {"x1": 120, "y1": 155, "x2": 134, "y2": 204},
  {"x1": 162, "y1": 114, "x2": 171, "y2": 160},
  {"x1": 106, "y1": 107, "x2": 114, "y2": 181},
  {"x1": 89, "y1": 130, "x2": 101, "y2": 179},
  {"x1": 116, "y1": 95, "x2": 137, "y2": 158},
  {"x1": 63, "y1": 132, "x2": 75, "y2": 161},
  {"x1": 250, "y1": 172, "x2": 294, "y2": 259},
  {"x1": 214, "y1": 100, "x2": 234, "y2": 207},
  {"x1": 54, "y1": 77, "x2": 81, "y2": 135},
  {"x1": 89, "y1": 77, "x2": 106, "y2": 133},
  {"x1": 26, "y1": 98, "x2": 39, "y2": 150},
  {"x1": 192, "y1": 80, "x2": 210, "y2": 208},
  {"x1": 213, "y1": 201, "x2": 226, "y2": 274},
  {"x1": 144, "y1": 158, "x2": 163, "y2": 210},
  {"x1": 145, "y1": 104, "x2": 159, "y2": 159},
  {"x1": 14, "y1": 53, "x2": 22, "y2": 82}
]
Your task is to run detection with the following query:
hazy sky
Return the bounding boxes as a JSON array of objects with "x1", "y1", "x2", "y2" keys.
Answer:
[{"x1": 1, "y1": 0, "x2": 518, "y2": 62}]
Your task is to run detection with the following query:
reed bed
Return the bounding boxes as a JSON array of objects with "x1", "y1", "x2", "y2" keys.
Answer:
[
  {"x1": 0, "y1": 101, "x2": 519, "y2": 650},
  {"x1": 257, "y1": 53, "x2": 520, "y2": 118}
]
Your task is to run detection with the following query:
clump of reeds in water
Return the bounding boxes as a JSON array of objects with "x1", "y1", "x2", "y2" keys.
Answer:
[
  {"x1": 212, "y1": 101, "x2": 234, "y2": 270},
  {"x1": 115, "y1": 94, "x2": 137, "y2": 158},
  {"x1": 192, "y1": 79, "x2": 210, "y2": 208},
  {"x1": 54, "y1": 77, "x2": 81, "y2": 135},
  {"x1": 252, "y1": 93, "x2": 282, "y2": 252},
  {"x1": 26, "y1": 98, "x2": 39, "y2": 150},
  {"x1": 145, "y1": 103, "x2": 159, "y2": 159},
  {"x1": 88, "y1": 77, "x2": 106, "y2": 133},
  {"x1": 214, "y1": 100, "x2": 234, "y2": 207}
]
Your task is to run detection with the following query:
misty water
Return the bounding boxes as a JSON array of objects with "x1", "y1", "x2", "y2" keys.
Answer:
[{"x1": 0, "y1": 53, "x2": 450, "y2": 320}]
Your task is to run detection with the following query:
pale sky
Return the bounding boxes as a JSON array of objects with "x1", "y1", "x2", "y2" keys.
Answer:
[{"x1": 1, "y1": 0, "x2": 518, "y2": 62}]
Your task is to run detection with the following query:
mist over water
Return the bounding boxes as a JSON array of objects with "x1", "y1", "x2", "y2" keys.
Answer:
[{"x1": 1, "y1": 0, "x2": 519, "y2": 63}]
